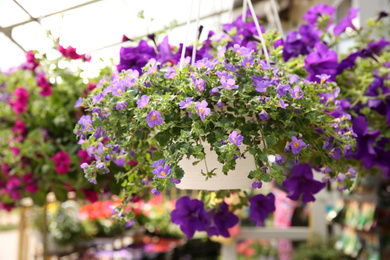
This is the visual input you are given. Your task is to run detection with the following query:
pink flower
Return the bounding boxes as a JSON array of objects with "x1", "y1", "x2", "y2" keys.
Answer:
[
  {"x1": 58, "y1": 44, "x2": 90, "y2": 61},
  {"x1": 23, "y1": 173, "x2": 38, "y2": 193},
  {"x1": 51, "y1": 151, "x2": 71, "y2": 174},
  {"x1": 9, "y1": 88, "x2": 29, "y2": 114}
]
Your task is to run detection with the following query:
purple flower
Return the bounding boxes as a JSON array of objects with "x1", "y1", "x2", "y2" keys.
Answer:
[
  {"x1": 241, "y1": 57, "x2": 254, "y2": 67},
  {"x1": 343, "y1": 144, "x2": 353, "y2": 160},
  {"x1": 289, "y1": 85, "x2": 303, "y2": 99},
  {"x1": 278, "y1": 99, "x2": 289, "y2": 109},
  {"x1": 179, "y1": 97, "x2": 194, "y2": 109},
  {"x1": 117, "y1": 40, "x2": 156, "y2": 74},
  {"x1": 171, "y1": 196, "x2": 208, "y2": 238},
  {"x1": 164, "y1": 67, "x2": 176, "y2": 79},
  {"x1": 337, "y1": 51, "x2": 361, "y2": 74},
  {"x1": 290, "y1": 136, "x2": 306, "y2": 154},
  {"x1": 152, "y1": 159, "x2": 164, "y2": 168},
  {"x1": 75, "y1": 97, "x2": 83, "y2": 108},
  {"x1": 330, "y1": 147, "x2": 341, "y2": 160},
  {"x1": 78, "y1": 115, "x2": 93, "y2": 131},
  {"x1": 221, "y1": 139, "x2": 228, "y2": 146},
  {"x1": 283, "y1": 163, "x2": 326, "y2": 203},
  {"x1": 275, "y1": 154, "x2": 285, "y2": 165},
  {"x1": 126, "y1": 219, "x2": 136, "y2": 228},
  {"x1": 229, "y1": 131, "x2": 244, "y2": 146},
  {"x1": 348, "y1": 168, "x2": 357, "y2": 178},
  {"x1": 337, "y1": 173, "x2": 346, "y2": 182},
  {"x1": 137, "y1": 95, "x2": 149, "y2": 108},
  {"x1": 249, "y1": 193, "x2": 275, "y2": 226},
  {"x1": 253, "y1": 77, "x2": 271, "y2": 93},
  {"x1": 252, "y1": 180, "x2": 262, "y2": 189},
  {"x1": 334, "y1": 8, "x2": 359, "y2": 36},
  {"x1": 115, "y1": 101, "x2": 128, "y2": 110},
  {"x1": 216, "y1": 71, "x2": 232, "y2": 82},
  {"x1": 151, "y1": 188, "x2": 160, "y2": 195},
  {"x1": 157, "y1": 36, "x2": 174, "y2": 64},
  {"x1": 259, "y1": 110, "x2": 269, "y2": 121},
  {"x1": 152, "y1": 165, "x2": 170, "y2": 178},
  {"x1": 146, "y1": 110, "x2": 163, "y2": 128},
  {"x1": 196, "y1": 101, "x2": 211, "y2": 121},
  {"x1": 303, "y1": 3, "x2": 336, "y2": 26},
  {"x1": 222, "y1": 78, "x2": 238, "y2": 90},
  {"x1": 315, "y1": 74, "x2": 331, "y2": 83},
  {"x1": 217, "y1": 99, "x2": 223, "y2": 109},
  {"x1": 233, "y1": 44, "x2": 253, "y2": 57},
  {"x1": 305, "y1": 43, "x2": 338, "y2": 82},
  {"x1": 206, "y1": 202, "x2": 238, "y2": 238},
  {"x1": 170, "y1": 177, "x2": 181, "y2": 184},
  {"x1": 194, "y1": 78, "x2": 206, "y2": 92},
  {"x1": 276, "y1": 84, "x2": 291, "y2": 97}
]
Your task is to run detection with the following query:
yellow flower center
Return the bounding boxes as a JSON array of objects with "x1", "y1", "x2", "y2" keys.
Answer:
[
  {"x1": 246, "y1": 62, "x2": 250, "y2": 66},
  {"x1": 222, "y1": 76, "x2": 226, "y2": 80},
  {"x1": 295, "y1": 93, "x2": 299, "y2": 97},
  {"x1": 118, "y1": 89, "x2": 122, "y2": 94},
  {"x1": 152, "y1": 115, "x2": 156, "y2": 121},
  {"x1": 201, "y1": 65, "x2": 205, "y2": 68},
  {"x1": 146, "y1": 104, "x2": 149, "y2": 108},
  {"x1": 321, "y1": 78, "x2": 325, "y2": 83},
  {"x1": 294, "y1": 142, "x2": 299, "y2": 148},
  {"x1": 86, "y1": 124, "x2": 91, "y2": 130},
  {"x1": 200, "y1": 108, "x2": 204, "y2": 114},
  {"x1": 233, "y1": 138, "x2": 237, "y2": 142},
  {"x1": 226, "y1": 85, "x2": 231, "y2": 89},
  {"x1": 198, "y1": 86, "x2": 202, "y2": 90},
  {"x1": 257, "y1": 65, "x2": 261, "y2": 69},
  {"x1": 161, "y1": 171, "x2": 166, "y2": 176},
  {"x1": 237, "y1": 50, "x2": 241, "y2": 54}
]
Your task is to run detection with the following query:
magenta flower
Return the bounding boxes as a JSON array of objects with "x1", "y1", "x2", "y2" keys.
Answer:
[
  {"x1": 179, "y1": 97, "x2": 194, "y2": 109},
  {"x1": 222, "y1": 78, "x2": 238, "y2": 90},
  {"x1": 229, "y1": 131, "x2": 244, "y2": 146},
  {"x1": 146, "y1": 110, "x2": 163, "y2": 128},
  {"x1": 196, "y1": 101, "x2": 210, "y2": 121},
  {"x1": 10, "y1": 87, "x2": 29, "y2": 114},
  {"x1": 283, "y1": 164, "x2": 326, "y2": 203},
  {"x1": 51, "y1": 151, "x2": 71, "y2": 175},
  {"x1": 334, "y1": 8, "x2": 359, "y2": 36},
  {"x1": 152, "y1": 165, "x2": 170, "y2": 178},
  {"x1": 137, "y1": 95, "x2": 150, "y2": 108},
  {"x1": 290, "y1": 136, "x2": 306, "y2": 154},
  {"x1": 249, "y1": 193, "x2": 275, "y2": 225},
  {"x1": 241, "y1": 57, "x2": 254, "y2": 67},
  {"x1": 289, "y1": 85, "x2": 303, "y2": 99},
  {"x1": 171, "y1": 196, "x2": 208, "y2": 238}
]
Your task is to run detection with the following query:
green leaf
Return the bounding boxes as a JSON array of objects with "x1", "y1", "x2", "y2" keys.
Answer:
[
  {"x1": 152, "y1": 151, "x2": 164, "y2": 161},
  {"x1": 94, "y1": 119, "x2": 103, "y2": 127},
  {"x1": 155, "y1": 132, "x2": 169, "y2": 147},
  {"x1": 265, "y1": 136, "x2": 276, "y2": 147}
]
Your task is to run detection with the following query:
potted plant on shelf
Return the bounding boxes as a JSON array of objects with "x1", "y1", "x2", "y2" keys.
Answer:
[{"x1": 74, "y1": 10, "x2": 357, "y2": 238}]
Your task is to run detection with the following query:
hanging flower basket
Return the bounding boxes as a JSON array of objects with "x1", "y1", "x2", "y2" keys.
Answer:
[{"x1": 176, "y1": 142, "x2": 255, "y2": 190}]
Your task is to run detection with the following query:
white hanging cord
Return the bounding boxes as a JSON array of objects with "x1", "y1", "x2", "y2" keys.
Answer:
[
  {"x1": 180, "y1": 0, "x2": 194, "y2": 71},
  {"x1": 228, "y1": 0, "x2": 234, "y2": 23},
  {"x1": 191, "y1": 0, "x2": 201, "y2": 66},
  {"x1": 270, "y1": 0, "x2": 283, "y2": 35},
  {"x1": 242, "y1": 0, "x2": 248, "y2": 22},
  {"x1": 247, "y1": 0, "x2": 270, "y2": 62}
]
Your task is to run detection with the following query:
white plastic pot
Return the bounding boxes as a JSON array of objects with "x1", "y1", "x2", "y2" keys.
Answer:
[{"x1": 176, "y1": 143, "x2": 256, "y2": 190}]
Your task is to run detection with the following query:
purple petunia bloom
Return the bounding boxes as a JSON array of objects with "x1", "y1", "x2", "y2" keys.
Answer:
[
  {"x1": 196, "y1": 101, "x2": 211, "y2": 121},
  {"x1": 333, "y1": 8, "x2": 359, "y2": 36},
  {"x1": 249, "y1": 193, "x2": 275, "y2": 226},
  {"x1": 152, "y1": 164, "x2": 170, "y2": 178},
  {"x1": 146, "y1": 110, "x2": 163, "y2": 128},
  {"x1": 290, "y1": 85, "x2": 303, "y2": 99},
  {"x1": 303, "y1": 3, "x2": 336, "y2": 26},
  {"x1": 252, "y1": 180, "x2": 262, "y2": 189},
  {"x1": 241, "y1": 57, "x2": 254, "y2": 67},
  {"x1": 330, "y1": 147, "x2": 341, "y2": 160},
  {"x1": 305, "y1": 43, "x2": 338, "y2": 82},
  {"x1": 275, "y1": 154, "x2": 285, "y2": 165},
  {"x1": 229, "y1": 131, "x2": 244, "y2": 146},
  {"x1": 278, "y1": 99, "x2": 289, "y2": 109},
  {"x1": 290, "y1": 136, "x2": 306, "y2": 154},
  {"x1": 179, "y1": 97, "x2": 194, "y2": 109},
  {"x1": 206, "y1": 202, "x2": 239, "y2": 238},
  {"x1": 117, "y1": 40, "x2": 156, "y2": 74},
  {"x1": 157, "y1": 36, "x2": 174, "y2": 64},
  {"x1": 283, "y1": 163, "x2": 326, "y2": 203},
  {"x1": 137, "y1": 95, "x2": 150, "y2": 108},
  {"x1": 171, "y1": 196, "x2": 208, "y2": 238},
  {"x1": 259, "y1": 110, "x2": 269, "y2": 121}
]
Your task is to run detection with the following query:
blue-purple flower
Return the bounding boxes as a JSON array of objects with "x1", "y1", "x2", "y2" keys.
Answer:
[
  {"x1": 334, "y1": 8, "x2": 359, "y2": 36},
  {"x1": 275, "y1": 154, "x2": 285, "y2": 165},
  {"x1": 278, "y1": 99, "x2": 289, "y2": 109},
  {"x1": 330, "y1": 147, "x2": 341, "y2": 160},
  {"x1": 289, "y1": 85, "x2": 303, "y2": 99},
  {"x1": 290, "y1": 136, "x2": 306, "y2": 154},
  {"x1": 146, "y1": 110, "x2": 163, "y2": 128},
  {"x1": 115, "y1": 101, "x2": 128, "y2": 110},
  {"x1": 171, "y1": 196, "x2": 208, "y2": 238},
  {"x1": 137, "y1": 95, "x2": 150, "y2": 108},
  {"x1": 303, "y1": 3, "x2": 336, "y2": 26},
  {"x1": 152, "y1": 164, "x2": 170, "y2": 178},
  {"x1": 259, "y1": 110, "x2": 269, "y2": 121},
  {"x1": 229, "y1": 131, "x2": 244, "y2": 146},
  {"x1": 164, "y1": 67, "x2": 176, "y2": 79},
  {"x1": 196, "y1": 101, "x2": 211, "y2": 121},
  {"x1": 241, "y1": 57, "x2": 254, "y2": 67},
  {"x1": 179, "y1": 97, "x2": 194, "y2": 109},
  {"x1": 222, "y1": 78, "x2": 238, "y2": 90},
  {"x1": 283, "y1": 164, "x2": 326, "y2": 203},
  {"x1": 252, "y1": 180, "x2": 262, "y2": 189},
  {"x1": 305, "y1": 43, "x2": 338, "y2": 82},
  {"x1": 206, "y1": 202, "x2": 238, "y2": 238},
  {"x1": 249, "y1": 193, "x2": 275, "y2": 225}
]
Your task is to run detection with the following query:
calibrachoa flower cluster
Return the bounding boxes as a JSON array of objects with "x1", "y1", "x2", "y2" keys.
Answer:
[{"x1": 76, "y1": 17, "x2": 356, "y2": 236}]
